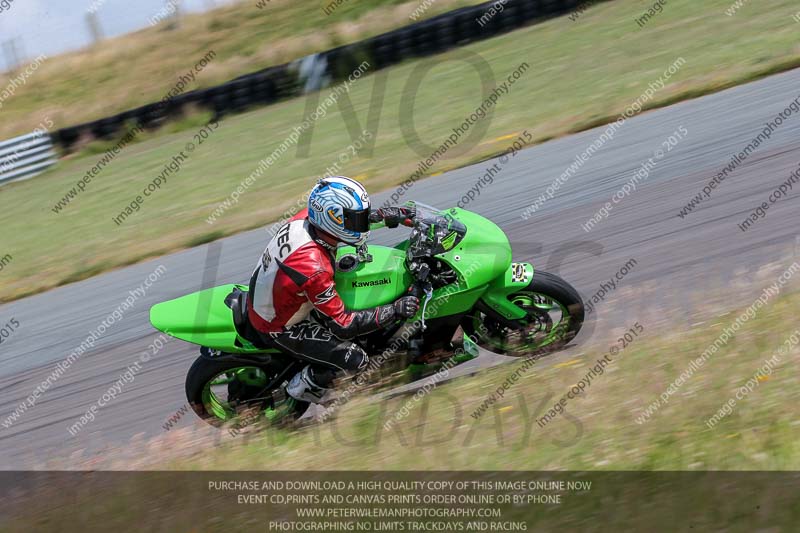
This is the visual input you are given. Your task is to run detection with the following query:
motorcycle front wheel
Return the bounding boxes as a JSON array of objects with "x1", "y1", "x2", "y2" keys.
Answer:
[{"x1": 462, "y1": 270, "x2": 584, "y2": 357}]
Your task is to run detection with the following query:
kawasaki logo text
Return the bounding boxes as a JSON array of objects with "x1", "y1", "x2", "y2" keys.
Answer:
[{"x1": 352, "y1": 278, "x2": 390, "y2": 288}]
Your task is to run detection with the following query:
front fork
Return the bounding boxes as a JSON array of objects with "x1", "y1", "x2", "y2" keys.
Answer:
[
  {"x1": 480, "y1": 262, "x2": 535, "y2": 321},
  {"x1": 404, "y1": 262, "x2": 534, "y2": 375}
]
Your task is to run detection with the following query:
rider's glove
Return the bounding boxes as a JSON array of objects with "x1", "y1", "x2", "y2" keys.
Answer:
[
  {"x1": 393, "y1": 296, "x2": 420, "y2": 318},
  {"x1": 370, "y1": 206, "x2": 416, "y2": 228}
]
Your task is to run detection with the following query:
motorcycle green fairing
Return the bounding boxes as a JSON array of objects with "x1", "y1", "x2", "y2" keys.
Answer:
[{"x1": 149, "y1": 206, "x2": 533, "y2": 353}]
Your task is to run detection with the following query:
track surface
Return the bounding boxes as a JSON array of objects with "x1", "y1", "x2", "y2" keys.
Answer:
[{"x1": 2, "y1": 69, "x2": 799, "y2": 468}]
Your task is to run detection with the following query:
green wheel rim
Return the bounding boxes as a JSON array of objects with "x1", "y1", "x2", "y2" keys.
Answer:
[
  {"x1": 202, "y1": 366, "x2": 270, "y2": 421},
  {"x1": 473, "y1": 291, "x2": 571, "y2": 355}
]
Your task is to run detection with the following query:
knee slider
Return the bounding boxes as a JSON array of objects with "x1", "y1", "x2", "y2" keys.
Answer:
[{"x1": 344, "y1": 343, "x2": 368, "y2": 372}]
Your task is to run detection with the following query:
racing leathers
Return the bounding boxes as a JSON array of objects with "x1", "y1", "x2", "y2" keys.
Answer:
[{"x1": 246, "y1": 208, "x2": 416, "y2": 388}]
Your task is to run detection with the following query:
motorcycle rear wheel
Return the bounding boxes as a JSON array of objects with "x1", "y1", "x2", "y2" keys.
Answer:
[{"x1": 185, "y1": 355, "x2": 308, "y2": 427}]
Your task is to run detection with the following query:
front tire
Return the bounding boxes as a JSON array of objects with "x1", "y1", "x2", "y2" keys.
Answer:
[{"x1": 463, "y1": 271, "x2": 584, "y2": 357}]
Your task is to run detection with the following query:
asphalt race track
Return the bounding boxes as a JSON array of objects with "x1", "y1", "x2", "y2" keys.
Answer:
[{"x1": 1, "y1": 68, "x2": 799, "y2": 469}]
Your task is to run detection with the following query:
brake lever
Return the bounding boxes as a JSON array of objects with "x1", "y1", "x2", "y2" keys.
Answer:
[{"x1": 419, "y1": 283, "x2": 433, "y2": 331}]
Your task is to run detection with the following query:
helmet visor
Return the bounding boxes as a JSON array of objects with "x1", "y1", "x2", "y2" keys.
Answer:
[{"x1": 343, "y1": 207, "x2": 371, "y2": 232}]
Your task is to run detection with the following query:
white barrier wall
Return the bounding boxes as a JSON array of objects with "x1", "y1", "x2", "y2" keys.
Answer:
[{"x1": 0, "y1": 130, "x2": 58, "y2": 186}]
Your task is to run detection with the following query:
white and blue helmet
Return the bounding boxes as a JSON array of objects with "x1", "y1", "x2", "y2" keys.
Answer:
[{"x1": 307, "y1": 176, "x2": 371, "y2": 246}]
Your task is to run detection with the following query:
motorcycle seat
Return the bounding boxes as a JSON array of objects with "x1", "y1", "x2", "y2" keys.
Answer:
[
  {"x1": 224, "y1": 287, "x2": 279, "y2": 350},
  {"x1": 225, "y1": 287, "x2": 251, "y2": 340}
]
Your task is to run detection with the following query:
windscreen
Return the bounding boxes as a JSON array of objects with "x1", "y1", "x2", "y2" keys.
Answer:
[{"x1": 405, "y1": 202, "x2": 467, "y2": 259}]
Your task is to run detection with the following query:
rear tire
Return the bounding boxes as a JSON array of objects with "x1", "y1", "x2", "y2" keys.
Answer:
[
  {"x1": 185, "y1": 355, "x2": 308, "y2": 427},
  {"x1": 463, "y1": 270, "x2": 584, "y2": 357}
]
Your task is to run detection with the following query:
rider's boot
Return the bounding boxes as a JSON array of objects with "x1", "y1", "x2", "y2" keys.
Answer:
[{"x1": 286, "y1": 365, "x2": 330, "y2": 404}]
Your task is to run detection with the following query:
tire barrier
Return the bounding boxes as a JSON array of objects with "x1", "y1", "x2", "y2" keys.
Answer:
[{"x1": 52, "y1": 0, "x2": 598, "y2": 151}]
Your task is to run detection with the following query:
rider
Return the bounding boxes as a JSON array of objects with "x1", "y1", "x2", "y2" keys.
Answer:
[{"x1": 246, "y1": 176, "x2": 418, "y2": 404}]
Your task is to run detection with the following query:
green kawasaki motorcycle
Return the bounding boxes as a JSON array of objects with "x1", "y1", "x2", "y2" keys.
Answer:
[{"x1": 150, "y1": 202, "x2": 584, "y2": 425}]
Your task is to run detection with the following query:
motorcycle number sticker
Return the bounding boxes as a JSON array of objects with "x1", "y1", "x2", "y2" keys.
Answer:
[{"x1": 511, "y1": 263, "x2": 529, "y2": 283}]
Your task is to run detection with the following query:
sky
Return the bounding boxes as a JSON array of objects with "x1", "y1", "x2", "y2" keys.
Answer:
[{"x1": 0, "y1": 0, "x2": 234, "y2": 71}]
